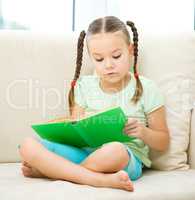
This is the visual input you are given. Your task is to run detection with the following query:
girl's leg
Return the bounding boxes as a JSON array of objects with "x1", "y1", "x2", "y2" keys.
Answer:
[
  {"x1": 81, "y1": 143, "x2": 143, "y2": 181},
  {"x1": 19, "y1": 137, "x2": 134, "y2": 191},
  {"x1": 21, "y1": 141, "x2": 141, "y2": 181},
  {"x1": 21, "y1": 138, "x2": 90, "y2": 178},
  {"x1": 80, "y1": 142, "x2": 130, "y2": 173},
  {"x1": 22, "y1": 140, "x2": 130, "y2": 176}
]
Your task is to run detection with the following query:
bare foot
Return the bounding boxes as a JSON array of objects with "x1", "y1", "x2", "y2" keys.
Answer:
[
  {"x1": 21, "y1": 162, "x2": 133, "y2": 191},
  {"x1": 21, "y1": 161, "x2": 46, "y2": 178},
  {"x1": 99, "y1": 170, "x2": 134, "y2": 191}
]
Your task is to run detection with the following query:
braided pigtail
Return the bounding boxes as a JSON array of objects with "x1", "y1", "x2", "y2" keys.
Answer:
[
  {"x1": 126, "y1": 21, "x2": 143, "y2": 104},
  {"x1": 68, "y1": 30, "x2": 86, "y2": 115}
]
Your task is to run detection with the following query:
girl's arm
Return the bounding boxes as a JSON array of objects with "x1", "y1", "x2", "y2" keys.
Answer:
[
  {"x1": 124, "y1": 106, "x2": 170, "y2": 152},
  {"x1": 70, "y1": 103, "x2": 86, "y2": 120},
  {"x1": 142, "y1": 106, "x2": 170, "y2": 152}
]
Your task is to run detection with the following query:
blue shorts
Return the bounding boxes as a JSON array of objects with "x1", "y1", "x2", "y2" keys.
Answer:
[{"x1": 39, "y1": 139, "x2": 143, "y2": 181}]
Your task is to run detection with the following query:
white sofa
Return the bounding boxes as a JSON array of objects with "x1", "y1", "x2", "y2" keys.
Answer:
[{"x1": 0, "y1": 31, "x2": 195, "y2": 200}]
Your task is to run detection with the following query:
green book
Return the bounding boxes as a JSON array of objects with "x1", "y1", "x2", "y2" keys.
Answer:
[{"x1": 31, "y1": 106, "x2": 135, "y2": 148}]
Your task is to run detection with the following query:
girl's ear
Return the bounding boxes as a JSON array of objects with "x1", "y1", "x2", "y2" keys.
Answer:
[{"x1": 128, "y1": 43, "x2": 134, "y2": 56}]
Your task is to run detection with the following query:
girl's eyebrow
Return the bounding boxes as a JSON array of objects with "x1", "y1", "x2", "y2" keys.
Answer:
[{"x1": 93, "y1": 48, "x2": 121, "y2": 56}]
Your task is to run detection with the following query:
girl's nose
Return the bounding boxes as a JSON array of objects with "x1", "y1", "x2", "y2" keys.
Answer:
[
  {"x1": 105, "y1": 65, "x2": 113, "y2": 70},
  {"x1": 105, "y1": 59, "x2": 114, "y2": 69}
]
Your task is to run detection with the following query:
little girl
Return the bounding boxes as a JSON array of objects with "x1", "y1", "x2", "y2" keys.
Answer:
[{"x1": 19, "y1": 16, "x2": 169, "y2": 191}]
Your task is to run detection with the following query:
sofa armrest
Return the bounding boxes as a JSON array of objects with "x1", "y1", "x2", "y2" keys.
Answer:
[{"x1": 189, "y1": 109, "x2": 195, "y2": 169}]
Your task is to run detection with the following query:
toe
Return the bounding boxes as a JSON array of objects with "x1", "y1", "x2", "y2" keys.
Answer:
[
  {"x1": 23, "y1": 161, "x2": 32, "y2": 168},
  {"x1": 124, "y1": 181, "x2": 134, "y2": 191},
  {"x1": 22, "y1": 165, "x2": 30, "y2": 171},
  {"x1": 22, "y1": 168, "x2": 30, "y2": 177},
  {"x1": 22, "y1": 166, "x2": 32, "y2": 176}
]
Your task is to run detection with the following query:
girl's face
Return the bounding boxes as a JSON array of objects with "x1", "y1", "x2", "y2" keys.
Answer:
[{"x1": 87, "y1": 31, "x2": 133, "y2": 84}]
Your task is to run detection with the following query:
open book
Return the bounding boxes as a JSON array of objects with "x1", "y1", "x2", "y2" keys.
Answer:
[{"x1": 31, "y1": 106, "x2": 135, "y2": 148}]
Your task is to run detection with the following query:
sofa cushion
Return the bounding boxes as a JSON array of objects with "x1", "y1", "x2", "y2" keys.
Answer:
[
  {"x1": 149, "y1": 74, "x2": 193, "y2": 170},
  {"x1": 189, "y1": 109, "x2": 195, "y2": 169},
  {"x1": 1, "y1": 163, "x2": 195, "y2": 200}
]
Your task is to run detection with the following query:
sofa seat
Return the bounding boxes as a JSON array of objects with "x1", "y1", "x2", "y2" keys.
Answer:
[{"x1": 1, "y1": 163, "x2": 195, "y2": 200}]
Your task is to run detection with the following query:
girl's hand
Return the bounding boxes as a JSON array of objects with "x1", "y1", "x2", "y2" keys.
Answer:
[{"x1": 123, "y1": 118, "x2": 146, "y2": 140}]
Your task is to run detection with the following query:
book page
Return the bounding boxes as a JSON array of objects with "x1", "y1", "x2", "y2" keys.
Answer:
[
  {"x1": 77, "y1": 105, "x2": 120, "y2": 121},
  {"x1": 42, "y1": 105, "x2": 120, "y2": 125},
  {"x1": 47, "y1": 116, "x2": 74, "y2": 123}
]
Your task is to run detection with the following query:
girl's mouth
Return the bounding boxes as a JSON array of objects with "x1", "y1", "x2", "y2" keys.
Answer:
[{"x1": 105, "y1": 72, "x2": 117, "y2": 75}]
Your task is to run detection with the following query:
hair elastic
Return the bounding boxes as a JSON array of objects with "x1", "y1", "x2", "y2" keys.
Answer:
[
  {"x1": 134, "y1": 72, "x2": 139, "y2": 79},
  {"x1": 71, "y1": 80, "x2": 76, "y2": 88}
]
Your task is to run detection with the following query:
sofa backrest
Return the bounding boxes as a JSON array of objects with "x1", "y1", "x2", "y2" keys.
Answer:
[
  {"x1": 0, "y1": 31, "x2": 93, "y2": 163},
  {"x1": 0, "y1": 31, "x2": 194, "y2": 169}
]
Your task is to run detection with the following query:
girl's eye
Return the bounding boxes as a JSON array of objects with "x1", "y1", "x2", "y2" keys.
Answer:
[
  {"x1": 95, "y1": 58, "x2": 103, "y2": 62},
  {"x1": 113, "y1": 54, "x2": 121, "y2": 59}
]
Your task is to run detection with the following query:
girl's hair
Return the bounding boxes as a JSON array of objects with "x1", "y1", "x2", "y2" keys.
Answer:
[{"x1": 68, "y1": 16, "x2": 143, "y2": 115}]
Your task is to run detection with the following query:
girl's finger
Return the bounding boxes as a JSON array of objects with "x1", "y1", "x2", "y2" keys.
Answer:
[
  {"x1": 124, "y1": 127, "x2": 137, "y2": 134},
  {"x1": 128, "y1": 118, "x2": 137, "y2": 122},
  {"x1": 127, "y1": 118, "x2": 138, "y2": 125},
  {"x1": 125, "y1": 123, "x2": 137, "y2": 130},
  {"x1": 125, "y1": 123, "x2": 137, "y2": 129}
]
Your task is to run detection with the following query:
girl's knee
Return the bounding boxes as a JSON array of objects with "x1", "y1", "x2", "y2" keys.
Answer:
[
  {"x1": 101, "y1": 142, "x2": 129, "y2": 167},
  {"x1": 19, "y1": 137, "x2": 40, "y2": 162},
  {"x1": 103, "y1": 142, "x2": 128, "y2": 155}
]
